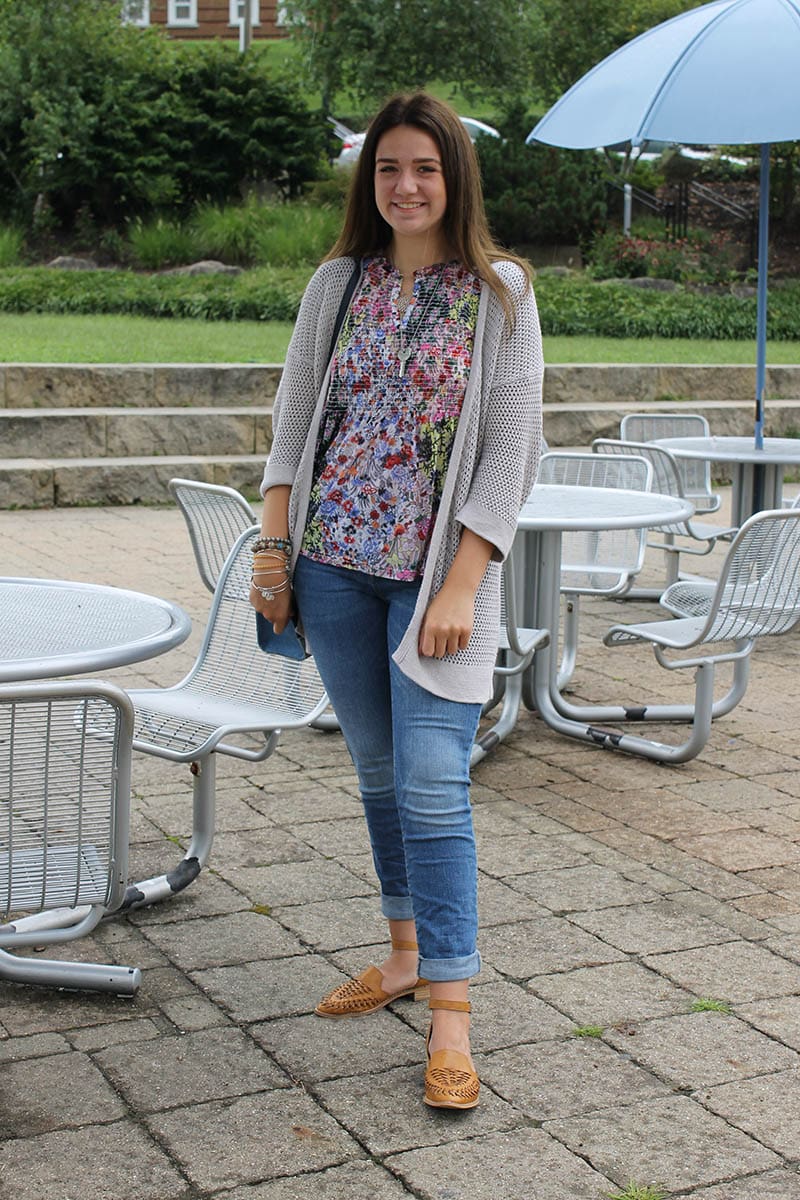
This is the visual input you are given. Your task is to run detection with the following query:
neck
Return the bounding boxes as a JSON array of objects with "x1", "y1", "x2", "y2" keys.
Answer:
[{"x1": 389, "y1": 233, "x2": 450, "y2": 278}]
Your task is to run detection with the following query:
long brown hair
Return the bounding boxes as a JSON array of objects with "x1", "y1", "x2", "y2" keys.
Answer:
[{"x1": 325, "y1": 92, "x2": 531, "y2": 323}]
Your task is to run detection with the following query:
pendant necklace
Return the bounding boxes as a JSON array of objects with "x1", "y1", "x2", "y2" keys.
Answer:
[{"x1": 396, "y1": 270, "x2": 440, "y2": 379}]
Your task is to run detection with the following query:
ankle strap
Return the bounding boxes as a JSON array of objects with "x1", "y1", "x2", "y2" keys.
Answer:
[
  {"x1": 429, "y1": 998, "x2": 471, "y2": 1012},
  {"x1": 391, "y1": 939, "x2": 418, "y2": 952}
]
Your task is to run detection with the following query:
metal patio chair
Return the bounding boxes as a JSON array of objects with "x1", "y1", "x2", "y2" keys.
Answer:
[
  {"x1": 170, "y1": 477, "x2": 257, "y2": 594},
  {"x1": 0, "y1": 681, "x2": 141, "y2": 995},
  {"x1": 620, "y1": 413, "x2": 721, "y2": 513},
  {"x1": 535, "y1": 451, "x2": 653, "y2": 688},
  {"x1": 593, "y1": 438, "x2": 737, "y2": 597},
  {"x1": 601, "y1": 508, "x2": 800, "y2": 762},
  {"x1": 471, "y1": 554, "x2": 549, "y2": 765},
  {"x1": 117, "y1": 527, "x2": 330, "y2": 911}
]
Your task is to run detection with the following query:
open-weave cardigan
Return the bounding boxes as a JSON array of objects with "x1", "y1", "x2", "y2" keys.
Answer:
[{"x1": 261, "y1": 255, "x2": 544, "y2": 703}]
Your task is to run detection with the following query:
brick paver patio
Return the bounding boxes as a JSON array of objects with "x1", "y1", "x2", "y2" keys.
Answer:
[{"x1": 2, "y1": 490, "x2": 800, "y2": 1199}]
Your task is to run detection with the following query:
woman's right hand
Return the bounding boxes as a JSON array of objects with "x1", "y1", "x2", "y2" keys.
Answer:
[{"x1": 249, "y1": 579, "x2": 294, "y2": 635}]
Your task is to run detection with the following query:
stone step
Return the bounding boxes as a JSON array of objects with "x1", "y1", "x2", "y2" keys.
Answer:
[
  {"x1": 0, "y1": 454, "x2": 266, "y2": 508},
  {"x1": 1, "y1": 397, "x2": 796, "y2": 464},
  {"x1": 0, "y1": 406, "x2": 271, "y2": 459}
]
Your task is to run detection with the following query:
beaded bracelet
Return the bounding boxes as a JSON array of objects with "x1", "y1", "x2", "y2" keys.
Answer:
[{"x1": 253, "y1": 535, "x2": 292, "y2": 556}]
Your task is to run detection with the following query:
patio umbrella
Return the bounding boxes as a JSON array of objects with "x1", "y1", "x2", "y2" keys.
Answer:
[{"x1": 527, "y1": 0, "x2": 800, "y2": 451}]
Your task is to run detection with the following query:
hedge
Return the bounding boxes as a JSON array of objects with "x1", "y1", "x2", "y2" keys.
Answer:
[{"x1": 1, "y1": 266, "x2": 799, "y2": 341}]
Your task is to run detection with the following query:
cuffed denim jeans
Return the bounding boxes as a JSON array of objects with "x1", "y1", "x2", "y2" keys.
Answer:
[{"x1": 293, "y1": 554, "x2": 482, "y2": 982}]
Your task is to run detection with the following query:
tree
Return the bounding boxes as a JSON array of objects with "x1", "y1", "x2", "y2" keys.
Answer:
[
  {"x1": 531, "y1": 0, "x2": 703, "y2": 106},
  {"x1": 283, "y1": 0, "x2": 535, "y2": 112}
]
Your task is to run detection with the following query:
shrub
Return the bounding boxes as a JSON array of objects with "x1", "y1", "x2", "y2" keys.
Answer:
[
  {"x1": 588, "y1": 229, "x2": 738, "y2": 284},
  {"x1": 128, "y1": 219, "x2": 201, "y2": 269},
  {"x1": 252, "y1": 204, "x2": 341, "y2": 266},
  {"x1": 477, "y1": 106, "x2": 607, "y2": 249},
  {"x1": 0, "y1": 225, "x2": 24, "y2": 267}
]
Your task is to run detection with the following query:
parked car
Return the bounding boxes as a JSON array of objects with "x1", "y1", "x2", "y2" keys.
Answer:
[{"x1": 329, "y1": 115, "x2": 500, "y2": 168}]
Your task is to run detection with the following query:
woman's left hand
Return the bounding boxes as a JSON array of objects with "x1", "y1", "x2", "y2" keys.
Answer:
[{"x1": 419, "y1": 580, "x2": 475, "y2": 658}]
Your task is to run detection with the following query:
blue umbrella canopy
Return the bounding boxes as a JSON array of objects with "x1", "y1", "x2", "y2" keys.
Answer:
[{"x1": 528, "y1": 0, "x2": 800, "y2": 448}]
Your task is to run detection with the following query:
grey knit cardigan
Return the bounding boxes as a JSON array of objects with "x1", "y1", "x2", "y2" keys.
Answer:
[{"x1": 261, "y1": 255, "x2": 544, "y2": 703}]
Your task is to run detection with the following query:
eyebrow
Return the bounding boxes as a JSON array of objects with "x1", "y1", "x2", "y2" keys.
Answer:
[{"x1": 375, "y1": 155, "x2": 442, "y2": 164}]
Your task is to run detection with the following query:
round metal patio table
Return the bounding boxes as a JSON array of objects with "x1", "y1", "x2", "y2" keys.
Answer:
[
  {"x1": 655, "y1": 436, "x2": 800, "y2": 526},
  {"x1": 0, "y1": 577, "x2": 191, "y2": 683}
]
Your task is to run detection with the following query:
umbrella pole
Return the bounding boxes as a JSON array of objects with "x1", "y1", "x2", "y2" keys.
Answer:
[{"x1": 754, "y1": 143, "x2": 770, "y2": 457}]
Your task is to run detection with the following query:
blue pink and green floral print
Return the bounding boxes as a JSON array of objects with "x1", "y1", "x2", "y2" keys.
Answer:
[{"x1": 301, "y1": 256, "x2": 481, "y2": 580}]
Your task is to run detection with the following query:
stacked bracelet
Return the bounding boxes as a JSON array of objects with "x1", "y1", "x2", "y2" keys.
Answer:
[
  {"x1": 253, "y1": 535, "x2": 292, "y2": 556},
  {"x1": 251, "y1": 575, "x2": 292, "y2": 601}
]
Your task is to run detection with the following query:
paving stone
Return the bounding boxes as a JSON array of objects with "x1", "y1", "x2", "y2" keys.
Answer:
[
  {"x1": 142, "y1": 910, "x2": 305, "y2": 969},
  {"x1": 0, "y1": 986, "x2": 149, "y2": 1037},
  {"x1": 644, "y1": 941, "x2": 800, "y2": 1003},
  {"x1": 0, "y1": 1052, "x2": 126, "y2": 1136},
  {"x1": 698, "y1": 1068, "x2": 800, "y2": 1158},
  {"x1": 476, "y1": 832, "x2": 590, "y2": 878},
  {"x1": 547, "y1": 1095, "x2": 780, "y2": 1192},
  {"x1": 737, "y1": 995, "x2": 800, "y2": 1051},
  {"x1": 673, "y1": 1168, "x2": 800, "y2": 1199},
  {"x1": 671, "y1": 828, "x2": 800, "y2": 871},
  {"x1": 315, "y1": 1062, "x2": 522, "y2": 1156},
  {"x1": 573, "y1": 898, "x2": 735, "y2": 956},
  {"x1": 481, "y1": 916, "x2": 626, "y2": 979},
  {"x1": 194, "y1": 954, "x2": 340, "y2": 1022},
  {"x1": 605, "y1": 1011, "x2": 799, "y2": 1087},
  {"x1": 386, "y1": 1127, "x2": 613, "y2": 1200},
  {"x1": 513, "y1": 863, "x2": 660, "y2": 912},
  {"x1": 670, "y1": 888, "x2": 772, "y2": 939},
  {"x1": 270, "y1": 895, "x2": 391, "y2": 952},
  {"x1": 398, "y1": 978, "x2": 573, "y2": 1050},
  {"x1": 731, "y1": 892, "x2": 800, "y2": 919},
  {"x1": 531, "y1": 960, "x2": 694, "y2": 1026},
  {"x1": 738, "y1": 864, "x2": 800, "y2": 897},
  {"x1": 477, "y1": 873, "x2": 547, "y2": 925},
  {"x1": 282, "y1": 817, "x2": 373, "y2": 859},
  {"x1": 214, "y1": 1160, "x2": 412, "y2": 1200},
  {"x1": 126, "y1": 863, "x2": 248, "y2": 925},
  {"x1": 677, "y1": 778, "x2": 798, "y2": 812},
  {"x1": 0, "y1": 1032, "x2": 70, "y2": 1061},
  {"x1": 158, "y1": 993, "x2": 232, "y2": 1032},
  {"x1": 480, "y1": 1037, "x2": 669, "y2": 1119},
  {"x1": 246, "y1": 784, "x2": 363, "y2": 825},
  {"x1": 220, "y1": 857, "x2": 373, "y2": 908},
  {"x1": 0, "y1": 1120, "x2": 187, "y2": 1200},
  {"x1": 148, "y1": 1090, "x2": 360, "y2": 1191},
  {"x1": 67, "y1": 1017, "x2": 163, "y2": 1052},
  {"x1": 250, "y1": 1010, "x2": 422, "y2": 1083},
  {"x1": 97, "y1": 1026, "x2": 287, "y2": 1112}
]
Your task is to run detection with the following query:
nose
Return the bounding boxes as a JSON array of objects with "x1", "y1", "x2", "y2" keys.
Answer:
[{"x1": 394, "y1": 167, "x2": 419, "y2": 195}]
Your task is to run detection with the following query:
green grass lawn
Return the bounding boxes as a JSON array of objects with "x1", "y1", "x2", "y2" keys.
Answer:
[{"x1": 2, "y1": 312, "x2": 799, "y2": 365}]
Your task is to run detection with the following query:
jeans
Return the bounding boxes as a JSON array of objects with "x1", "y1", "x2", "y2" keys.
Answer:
[{"x1": 293, "y1": 554, "x2": 482, "y2": 982}]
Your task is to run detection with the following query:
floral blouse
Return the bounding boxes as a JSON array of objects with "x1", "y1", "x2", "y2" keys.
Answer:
[{"x1": 301, "y1": 256, "x2": 481, "y2": 580}]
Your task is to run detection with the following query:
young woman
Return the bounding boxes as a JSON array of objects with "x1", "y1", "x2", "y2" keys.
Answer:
[{"x1": 251, "y1": 92, "x2": 543, "y2": 1110}]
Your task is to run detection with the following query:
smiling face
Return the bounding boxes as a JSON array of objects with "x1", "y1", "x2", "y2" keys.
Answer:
[{"x1": 373, "y1": 124, "x2": 448, "y2": 256}]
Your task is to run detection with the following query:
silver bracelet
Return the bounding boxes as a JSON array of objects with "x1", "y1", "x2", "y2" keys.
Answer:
[{"x1": 251, "y1": 575, "x2": 292, "y2": 602}]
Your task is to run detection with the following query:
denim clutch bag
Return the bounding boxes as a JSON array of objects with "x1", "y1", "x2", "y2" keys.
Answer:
[{"x1": 255, "y1": 611, "x2": 309, "y2": 661}]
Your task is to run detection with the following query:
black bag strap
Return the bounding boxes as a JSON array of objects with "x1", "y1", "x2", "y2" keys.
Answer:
[{"x1": 326, "y1": 257, "x2": 361, "y2": 367}]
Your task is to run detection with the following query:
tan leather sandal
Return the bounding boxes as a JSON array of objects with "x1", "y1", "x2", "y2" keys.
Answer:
[
  {"x1": 424, "y1": 998, "x2": 480, "y2": 1110},
  {"x1": 315, "y1": 939, "x2": 430, "y2": 1018}
]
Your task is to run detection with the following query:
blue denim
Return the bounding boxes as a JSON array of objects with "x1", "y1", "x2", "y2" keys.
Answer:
[{"x1": 293, "y1": 554, "x2": 482, "y2": 982}]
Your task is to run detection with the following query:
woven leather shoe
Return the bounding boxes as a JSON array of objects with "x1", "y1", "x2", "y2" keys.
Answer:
[
  {"x1": 424, "y1": 998, "x2": 480, "y2": 1110},
  {"x1": 315, "y1": 940, "x2": 429, "y2": 1018}
]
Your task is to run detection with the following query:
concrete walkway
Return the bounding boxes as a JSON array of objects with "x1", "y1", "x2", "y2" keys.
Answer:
[{"x1": 2, "y1": 494, "x2": 800, "y2": 1199}]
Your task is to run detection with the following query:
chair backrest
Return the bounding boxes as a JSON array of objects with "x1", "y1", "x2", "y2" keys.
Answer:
[
  {"x1": 619, "y1": 413, "x2": 718, "y2": 511},
  {"x1": 538, "y1": 451, "x2": 652, "y2": 592},
  {"x1": 537, "y1": 451, "x2": 653, "y2": 492},
  {"x1": 0, "y1": 681, "x2": 133, "y2": 917},
  {"x1": 704, "y1": 509, "x2": 800, "y2": 644},
  {"x1": 593, "y1": 438, "x2": 693, "y2": 535},
  {"x1": 170, "y1": 478, "x2": 257, "y2": 593},
  {"x1": 132, "y1": 529, "x2": 329, "y2": 761}
]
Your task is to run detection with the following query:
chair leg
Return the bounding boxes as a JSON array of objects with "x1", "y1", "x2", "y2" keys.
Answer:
[
  {"x1": 471, "y1": 673, "x2": 523, "y2": 766},
  {"x1": 120, "y1": 755, "x2": 216, "y2": 911},
  {"x1": 0, "y1": 947, "x2": 141, "y2": 995},
  {"x1": 557, "y1": 597, "x2": 580, "y2": 690}
]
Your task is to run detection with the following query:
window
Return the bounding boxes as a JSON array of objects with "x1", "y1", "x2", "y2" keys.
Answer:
[
  {"x1": 167, "y1": 0, "x2": 197, "y2": 25},
  {"x1": 229, "y1": 0, "x2": 260, "y2": 25},
  {"x1": 121, "y1": 0, "x2": 150, "y2": 24}
]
